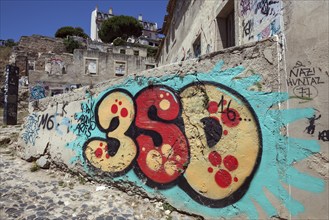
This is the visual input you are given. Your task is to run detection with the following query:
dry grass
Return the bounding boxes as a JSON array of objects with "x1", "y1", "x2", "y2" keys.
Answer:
[{"x1": 0, "y1": 47, "x2": 12, "y2": 70}]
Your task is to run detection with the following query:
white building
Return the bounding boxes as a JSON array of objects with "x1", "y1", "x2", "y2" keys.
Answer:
[{"x1": 90, "y1": 6, "x2": 161, "y2": 46}]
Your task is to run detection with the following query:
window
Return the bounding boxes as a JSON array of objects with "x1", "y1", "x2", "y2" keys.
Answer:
[
  {"x1": 193, "y1": 35, "x2": 201, "y2": 58},
  {"x1": 28, "y1": 61, "x2": 35, "y2": 70},
  {"x1": 216, "y1": 0, "x2": 235, "y2": 49},
  {"x1": 120, "y1": 49, "x2": 126, "y2": 54},
  {"x1": 133, "y1": 50, "x2": 139, "y2": 56},
  {"x1": 146, "y1": 64, "x2": 155, "y2": 70},
  {"x1": 84, "y1": 58, "x2": 98, "y2": 75},
  {"x1": 114, "y1": 61, "x2": 127, "y2": 76},
  {"x1": 51, "y1": 89, "x2": 63, "y2": 96}
]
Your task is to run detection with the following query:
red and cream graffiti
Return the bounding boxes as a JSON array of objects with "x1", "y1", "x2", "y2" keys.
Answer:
[
  {"x1": 82, "y1": 82, "x2": 262, "y2": 207},
  {"x1": 180, "y1": 83, "x2": 261, "y2": 202},
  {"x1": 84, "y1": 90, "x2": 137, "y2": 175}
]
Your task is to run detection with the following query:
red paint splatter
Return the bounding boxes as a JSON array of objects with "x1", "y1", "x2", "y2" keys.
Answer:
[
  {"x1": 121, "y1": 108, "x2": 128, "y2": 117},
  {"x1": 115, "y1": 99, "x2": 118, "y2": 102},
  {"x1": 208, "y1": 167, "x2": 213, "y2": 173},
  {"x1": 223, "y1": 130, "x2": 228, "y2": 135},
  {"x1": 208, "y1": 151, "x2": 222, "y2": 167},
  {"x1": 111, "y1": 104, "x2": 118, "y2": 114},
  {"x1": 221, "y1": 108, "x2": 240, "y2": 127},
  {"x1": 223, "y1": 100, "x2": 227, "y2": 105},
  {"x1": 207, "y1": 101, "x2": 218, "y2": 114},
  {"x1": 99, "y1": 142, "x2": 103, "y2": 147},
  {"x1": 119, "y1": 101, "x2": 122, "y2": 105},
  {"x1": 106, "y1": 154, "x2": 110, "y2": 159},
  {"x1": 234, "y1": 177, "x2": 238, "y2": 182},
  {"x1": 223, "y1": 155, "x2": 239, "y2": 171},
  {"x1": 215, "y1": 169, "x2": 232, "y2": 188},
  {"x1": 95, "y1": 148, "x2": 103, "y2": 158},
  {"x1": 104, "y1": 145, "x2": 108, "y2": 151}
]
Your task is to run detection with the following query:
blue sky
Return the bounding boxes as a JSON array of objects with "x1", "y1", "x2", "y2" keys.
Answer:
[{"x1": 0, "y1": 0, "x2": 168, "y2": 41}]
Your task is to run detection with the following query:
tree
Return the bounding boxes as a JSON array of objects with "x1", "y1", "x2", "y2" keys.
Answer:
[
  {"x1": 64, "y1": 37, "x2": 82, "y2": 53},
  {"x1": 112, "y1": 37, "x2": 126, "y2": 46},
  {"x1": 98, "y1": 16, "x2": 143, "y2": 43},
  {"x1": 55, "y1": 26, "x2": 89, "y2": 39},
  {"x1": 1, "y1": 39, "x2": 17, "y2": 47}
]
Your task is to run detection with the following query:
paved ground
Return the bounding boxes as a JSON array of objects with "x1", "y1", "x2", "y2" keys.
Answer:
[{"x1": 0, "y1": 125, "x2": 198, "y2": 220}]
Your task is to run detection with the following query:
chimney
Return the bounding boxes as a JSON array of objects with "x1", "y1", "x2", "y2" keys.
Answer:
[
  {"x1": 109, "y1": 7, "x2": 113, "y2": 15},
  {"x1": 95, "y1": 5, "x2": 98, "y2": 11},
  {"x1": 138, "y1": 14, "x2": 143, "y2": 21}
]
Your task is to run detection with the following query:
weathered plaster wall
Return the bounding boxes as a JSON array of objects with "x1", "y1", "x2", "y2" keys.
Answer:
[
  {"x1": 158, "y1": 0, "x2": 229, "y2": 65},
  {"x1": 17, "y1": 39, "x2": 327, "y2": 219},
  {"x1": 28, "y1": 48, "x2": 155, "y2": 100},
  {"x1": 72, "y1": 49, "x2": 154, "y2": 79},
  {"x1": 281, "y1": 2, "x2": 329, "y2": 219}
]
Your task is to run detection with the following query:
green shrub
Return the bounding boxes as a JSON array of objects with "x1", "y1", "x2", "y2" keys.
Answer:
[{"x1": 64, "y1": 37, "x2": 81, "y2": 53}]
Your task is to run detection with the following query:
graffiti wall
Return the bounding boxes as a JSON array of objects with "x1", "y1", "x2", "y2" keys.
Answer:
[
  {"x1": 239, "y1": 0, "x2": 282, "y2": 44},
  {"x1": 30, "y1": 84, "x2": 47, "y2": 100},
  {"x1": 18, "y1": 39, "x2": 326, "y2": 219}
]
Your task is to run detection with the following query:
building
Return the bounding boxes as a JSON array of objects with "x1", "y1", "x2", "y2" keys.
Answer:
[
  {"x1": 90, "y1": 6, "x2": 161, "y2": 47},
  {"x1": 7, "y1": 35, "x2": 156, "y2": 100},
  {"x1": 157, "y1": 0, "x2": 328, "y2": 69}
]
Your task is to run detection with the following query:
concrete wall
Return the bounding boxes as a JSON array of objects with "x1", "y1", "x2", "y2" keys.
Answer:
[
  {"x1": 17, "y1": 39, "x2": 328, "y2": 219},
  {"x1": 27, "y1": 45, "x2": 156, "y2": 100},
  {"x1": 281, "y1": 2, "x2": 329, "y2": 218}
]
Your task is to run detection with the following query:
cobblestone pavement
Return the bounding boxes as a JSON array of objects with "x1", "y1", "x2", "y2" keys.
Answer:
[{"x1": 0, "y1": 126, "x2": 198, "y2": 220}]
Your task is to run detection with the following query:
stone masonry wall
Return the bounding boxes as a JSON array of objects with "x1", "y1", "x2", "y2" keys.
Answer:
[{"x1": 17, "y1": 39, "x2": 328, "y2": 219}]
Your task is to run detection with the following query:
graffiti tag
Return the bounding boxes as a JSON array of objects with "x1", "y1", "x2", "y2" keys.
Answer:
[
  {"x1": 255, "y1": 0, "x2": 280, "y2": 16},
  {"x1": 318, "y1": 130, "x2": 329, "y2": 142},
  {"x1": 240, "y1": 0, "x2": 252, "y2": 15},
  {"x1": 304, "y1": 114, "x2": 321, "y2": 135},
  {"x1": 75, "y1": 99, "x2": 96, "y2": 138},
  {"x1": 22, "y1": 113, "x2": 40, "y2": 145},
  {"x1": 30, "y1": 85, "x2": 46, "y2": 100}
]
